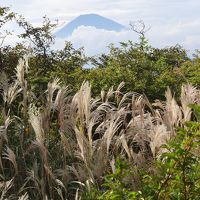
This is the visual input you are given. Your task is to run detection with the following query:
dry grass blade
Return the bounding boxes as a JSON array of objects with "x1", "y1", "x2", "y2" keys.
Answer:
[
  {"x1": 18, "y1": 192, "x2": 29, "y2": 200},
  {"x1": 74, "y1": 127, "x2": 91, "y2": 164},
  {"x1": 54, "y1": 85, "x2": 69, "y2": 109},
  {"x1": 2, "y1": 146, "x2": 18, "y2": 174},
  {"x1": 60, "y1": 131, "x2": 73, "y2": 157},
  {"x1": 115, "y1": 82, "x2": 125, "y2": 104},
  {"x1": 73, "y1": 81, "x2": 91, "y2": 127},
  {"x1": 75, "y1": 188, "x2": 81, "y2": 200},
  {"x1": 47, "y1": 78, "x2": 61, "y2": 109},
  {"x1": 29, "y1": 105, "x2": 44, "y2": 143},
  {"x1": 0, "y1": 178, "x2": 14, "y2": 200},
  {"x1": 165, "y1": 87, "x2": 182, "y2": 131},
  {"x1": 29, "y1": 140, "x2": 49, "y2": 164},
  {"x1": 0, "y1": 116, "x2": 12, "y2": 172},
  {"x1": 119, "y1": 134, "x2": 132, "y2": 159},
  {"x1": 103, "y1": 110, "x2": 125, "y2": 153},
  {"x1": 181, "y1": 84, "x2": 197, "y2": 122},
  {"x1": 150, "y1": 124, "x2": 170, "y2": 158},
  {"x1": 0, "y1": 115, "x2": 12, "y2": 142},
  {"x1": 101, "y1": 90, "x2": 106, "y2": 102},
  {"x1": 105, "y1": 86, "x2": 114, "y2": 102},
  {"x1": 118, "y1": 92, "x2": 132, "y2": 109},
  {"x1": 3, "y1": 81, "x2": 22, "y2": 106},
  {"x1": 15, "y1": 58, "x2": 25, "y2": 87},
  {"x1": 26, "y1": 167, "x2": 41, "y2": 194}
]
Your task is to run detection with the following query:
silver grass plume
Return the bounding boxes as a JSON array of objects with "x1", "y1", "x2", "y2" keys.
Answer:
[
  {"x1": 0, "y1": 178, "x2": 14, "y2": 200},
  {"x1": 181, "y1": 84, "x2": 198, "y2": 122},
  {"x1": 2, "y1": 146, "x2": 18, "y2": 174},
  {"x1": 3, "y1": 81, "x2": 22, "y2": 106},
  {"x1": 28, "y1": 104, "x2": 44, "y2": 143}
]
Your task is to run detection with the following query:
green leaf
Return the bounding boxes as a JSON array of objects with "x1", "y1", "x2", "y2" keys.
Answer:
[{"x1": 189, "y1": 104, "x2": 200, "y2": 121}]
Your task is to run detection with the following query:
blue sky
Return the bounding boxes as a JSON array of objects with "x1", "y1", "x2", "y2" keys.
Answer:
[{"x1": 1, "y1": 0, "x2": 200, "y2": 55}]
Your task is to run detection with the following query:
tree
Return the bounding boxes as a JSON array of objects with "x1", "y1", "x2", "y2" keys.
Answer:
[
  {"x1": 0, "y1": 6, "x2": 15, "y2": 71},
  {"x1": 180, "y1": 51, "x2": 200, "y2": 88},
  {"x1": 87, "y1": 37, "x2": 188, "y2": 100},
  {"x1": 16, "y1": 15, "x2": 57, "y2": 59}
]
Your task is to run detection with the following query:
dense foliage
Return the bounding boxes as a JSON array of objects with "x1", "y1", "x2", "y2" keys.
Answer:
[
  {"x1": 1, "y1": 6, "x2": 200, "y2": 200},
  {"x1": 0, "y1": 58, "x2": 200, "y2": 199}
]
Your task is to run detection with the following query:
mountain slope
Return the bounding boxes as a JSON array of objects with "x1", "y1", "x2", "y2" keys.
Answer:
[{"x1": 55, "y1": 14, "x2": 125, "y2": 38}]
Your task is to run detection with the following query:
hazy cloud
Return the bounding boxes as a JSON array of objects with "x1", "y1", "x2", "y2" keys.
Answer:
[
  {"x1": 1, "y1": 0, "x2": 200, "y2": 55},
  {"x1": 54, "y1": 26, "x2": 138, "y2": 56}
]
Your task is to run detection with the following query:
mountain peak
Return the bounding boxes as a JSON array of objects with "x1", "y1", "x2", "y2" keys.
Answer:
[
  {"x1": 55, "y1": 13, "x2": 125, "y2": 38},
  {"x1": 79, "y1": 13, "x2": 100, "y2": 17}
]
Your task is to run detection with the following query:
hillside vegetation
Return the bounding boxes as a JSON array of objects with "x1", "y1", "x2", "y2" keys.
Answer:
[
  {"x1": 1, "y1": 59, "x2": 200, "y2": 199},
  {"x1": 1, "y1": 6, "x2": 200, "y2": 200}
]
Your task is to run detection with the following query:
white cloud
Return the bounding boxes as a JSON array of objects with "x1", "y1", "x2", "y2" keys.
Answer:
[
  {"x1": 54, "y1": 26, "x2": 138, "y2": 56},
  {"x1": 2, "y1": 0, "x2": 199, "y2": 26},
  {"x1": 147, "y1": 19, "x2": 200, "y2": 53},
  {"x1": 1, "y1": 0, "x2": 200, "y2": 55}
]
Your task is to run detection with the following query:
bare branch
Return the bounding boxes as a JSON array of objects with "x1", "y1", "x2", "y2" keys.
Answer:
[{"x1": 129, "y1": 20, "x2": 151, "y2": 37}]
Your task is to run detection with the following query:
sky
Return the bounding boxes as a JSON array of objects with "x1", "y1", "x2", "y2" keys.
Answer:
[{"x1": 1, "y1": 0, "x2": 200, "y2": 56}]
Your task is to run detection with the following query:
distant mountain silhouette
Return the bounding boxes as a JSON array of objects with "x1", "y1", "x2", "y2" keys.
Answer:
[{"x1": 55, "y1": 13, "x2": 125, "y2": 38}]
